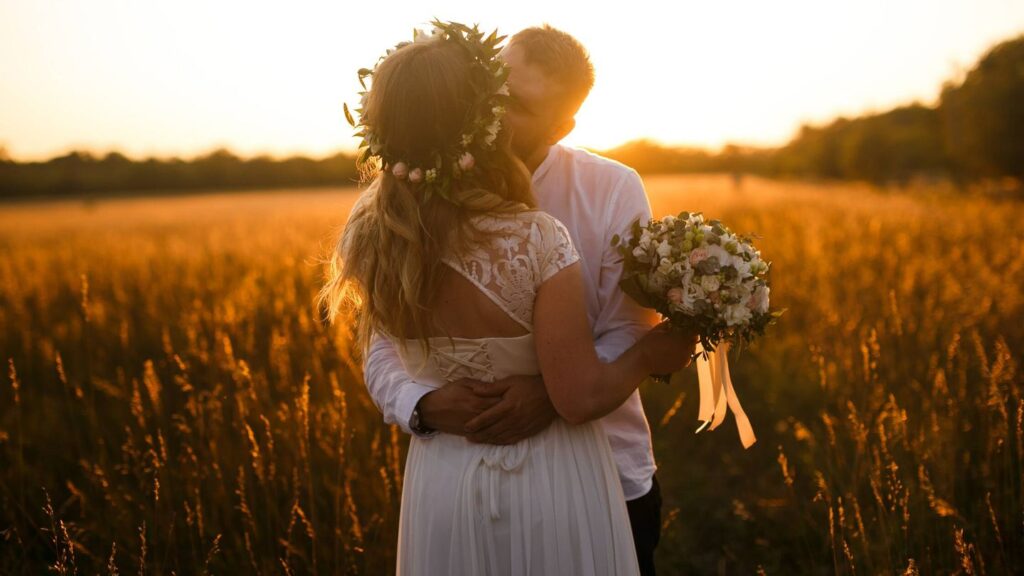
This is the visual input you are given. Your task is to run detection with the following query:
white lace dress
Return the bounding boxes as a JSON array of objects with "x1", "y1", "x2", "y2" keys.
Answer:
[{"x1": 392, "y1": 212, "x2": 641, "y2": 576}]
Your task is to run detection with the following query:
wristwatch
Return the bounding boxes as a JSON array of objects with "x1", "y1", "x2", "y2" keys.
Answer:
[{"x1": 410, "y1": 405, "x2": 434, "y2": 435}]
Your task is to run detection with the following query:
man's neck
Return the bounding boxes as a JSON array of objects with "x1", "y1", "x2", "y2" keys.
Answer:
[{"x1": 523, "y1": 145, "x2": 552, "y2": 174}]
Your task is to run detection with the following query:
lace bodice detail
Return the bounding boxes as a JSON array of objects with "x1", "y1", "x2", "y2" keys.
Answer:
[{"x1": 441, "y1": 211, "x2": 580, "y2": 332}]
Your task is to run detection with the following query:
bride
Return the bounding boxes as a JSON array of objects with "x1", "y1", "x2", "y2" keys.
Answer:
[{"x1": 319, "y1": 21, "x2": 695, "y2": 576}]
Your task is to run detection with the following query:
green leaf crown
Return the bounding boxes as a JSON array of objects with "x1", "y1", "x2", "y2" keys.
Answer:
[{"x1": 343, "y1": 20, "x2": 512, "y2": 204}]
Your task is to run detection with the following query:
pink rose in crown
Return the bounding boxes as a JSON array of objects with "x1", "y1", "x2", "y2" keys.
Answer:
[{"x1": 392, "y1": 162, "x2": 409, "y2": 180}]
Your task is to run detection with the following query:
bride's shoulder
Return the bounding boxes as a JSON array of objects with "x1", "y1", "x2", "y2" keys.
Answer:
[
  {"x1": 479, "y1": 208, "x2": 569, "y2": 239},
  {"x1": 466, "y1": 211, "x2": 579, "y2": 281},
  {"x1": 510, "y1": 209, "x2": 569, "y2": 230},
  {"x1": 526, "y1": 210, "x2": 572, "y2": 236},
  {"x1": 474, "y1": 209, "x2": 560, "y2": 229}
]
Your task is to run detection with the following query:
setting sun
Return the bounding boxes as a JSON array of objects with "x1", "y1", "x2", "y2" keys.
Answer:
[{"x1": 1, "y1": 0, "x2": 1021, "y2": 159}]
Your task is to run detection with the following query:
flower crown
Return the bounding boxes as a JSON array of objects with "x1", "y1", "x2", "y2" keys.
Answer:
[{"x1": 343, "y1": 20, "x2": 511, "y2": 204}]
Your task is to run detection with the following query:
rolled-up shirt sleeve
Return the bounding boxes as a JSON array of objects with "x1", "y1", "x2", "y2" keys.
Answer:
[
  {"x1": 364, "y1": 333, "x2": 438, "y2": 437},
  {"x1": 593, "y1": 169, "x2": 661, "y2": 363}
]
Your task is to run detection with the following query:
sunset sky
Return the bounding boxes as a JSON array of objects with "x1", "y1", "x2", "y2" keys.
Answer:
[{"x1": 1, "y1": 0, "x2": 1022, "y2": 161}]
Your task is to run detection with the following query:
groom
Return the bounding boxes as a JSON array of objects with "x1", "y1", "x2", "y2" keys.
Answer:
[{"x1": 364, "y1": 25, "x2": 670, "y2": 575}]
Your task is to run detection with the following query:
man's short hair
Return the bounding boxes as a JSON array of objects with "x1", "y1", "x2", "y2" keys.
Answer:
[{"x1": 510, "y1": 25, "x2": 595, "y2": 115}]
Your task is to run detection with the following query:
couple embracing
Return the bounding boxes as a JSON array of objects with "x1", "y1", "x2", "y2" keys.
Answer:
[{"x1": 320, "y1": 21, "x2": 699, "y2": 576}]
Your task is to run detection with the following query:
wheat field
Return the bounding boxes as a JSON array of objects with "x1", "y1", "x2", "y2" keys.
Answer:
[{"x1": 0, "y1": 175, "x2": 1021, "y2": 574}]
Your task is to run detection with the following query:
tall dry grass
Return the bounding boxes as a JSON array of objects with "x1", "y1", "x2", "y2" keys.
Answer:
[{"x1": 0, "y1": 176, "x2": 1021, "y2": 574}]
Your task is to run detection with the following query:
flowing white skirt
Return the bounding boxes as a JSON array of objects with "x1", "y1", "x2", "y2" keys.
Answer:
[{"x1": 396, "y1": 418, "x2": 641, "y2": 576}]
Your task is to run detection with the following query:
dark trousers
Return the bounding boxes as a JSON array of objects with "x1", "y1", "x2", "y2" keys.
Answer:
[{"x1": 626, "y1": 474, "x2": 663, "y2": 576}]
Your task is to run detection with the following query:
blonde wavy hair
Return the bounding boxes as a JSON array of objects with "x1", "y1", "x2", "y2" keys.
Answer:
[{"x1": 317, "y1": 35, "x2": 536, "y2": 354}]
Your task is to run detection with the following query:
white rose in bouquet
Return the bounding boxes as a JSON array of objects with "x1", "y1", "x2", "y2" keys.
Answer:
[
  {"x1": 723, "y1": 303, "x2": 753, "y2": 326},
  {"x1": 700, "y1": 275, "x2": 721, "y2": 293},
  {"x1": 748, "y1": 284, "x2": 770, "y2": 314}
]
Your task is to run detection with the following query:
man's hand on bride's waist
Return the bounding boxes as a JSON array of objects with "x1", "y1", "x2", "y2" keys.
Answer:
[
  {"x1": 463, "y1": 375, "x2": 556, "y2": 446},
  {"x1": 417, "y1": 382, "x2": 501, "y2": 436}
]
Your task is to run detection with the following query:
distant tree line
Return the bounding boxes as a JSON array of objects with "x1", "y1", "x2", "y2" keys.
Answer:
[
  {"x1": 0, "y1": 149, "x2": 360, "y2": 199},
  {"x1": 606, "y1": 34, "x2": 1023, "y2": 190},
  {"x1": 1, "y1": 34, "x2": 1021, "y2": 199}
]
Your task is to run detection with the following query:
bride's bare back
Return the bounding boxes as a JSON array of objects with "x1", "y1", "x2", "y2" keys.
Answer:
[{"x1": 428, "y1": 270, "x2": 531, "y2": 339}]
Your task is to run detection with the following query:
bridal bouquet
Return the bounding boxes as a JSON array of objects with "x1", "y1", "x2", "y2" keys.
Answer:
[{"x1": 612, "y1": 211, "x2": 783, "y2": 448}]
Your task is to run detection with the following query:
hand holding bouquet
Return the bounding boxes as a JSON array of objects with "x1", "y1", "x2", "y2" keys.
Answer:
[{"x1": 613, "y1": 211, "x2": 783, "y2": 448}]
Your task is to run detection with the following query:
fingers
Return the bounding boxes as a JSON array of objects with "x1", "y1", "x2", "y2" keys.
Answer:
[
  {"x1": 652, "y1": 321, "x2": 673, "y2": 334},
  {"x1": 466, "y1": 408, "x2": 555, "y2": 445},
  {"x1": 463, "y1": 377, "x2": 555, "y2": 443},
  {"x1": 467, "y1": 378, "x2": 514, "y2": 398},
  {"x1": 464, "y1": 400, "x2": 514, "y2": 433}
]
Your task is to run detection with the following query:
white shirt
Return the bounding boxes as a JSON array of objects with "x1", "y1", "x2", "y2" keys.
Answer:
[{"x1": 363, "y1": 144, "x2": 659, "y2": 500}]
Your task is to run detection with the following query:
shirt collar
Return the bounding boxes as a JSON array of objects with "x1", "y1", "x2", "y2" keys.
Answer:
[{"x1": 531, "y1": 145, "x2": 560, "y2": 186}]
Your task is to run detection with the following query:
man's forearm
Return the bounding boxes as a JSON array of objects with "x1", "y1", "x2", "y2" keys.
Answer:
[
  {"x1": 593, "y1": 304, "x2": 659, "y2": 363},
  {"x1": 594, "y1": 327, "x2": 646, "y2": 363},
  {"x1": 363, "y1": 334, "x2": 438, "y2": 437}
]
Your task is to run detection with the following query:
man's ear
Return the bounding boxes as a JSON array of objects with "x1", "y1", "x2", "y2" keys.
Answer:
[{"x1": 547, "y1": 116, "x2": 577, "y2": 145}]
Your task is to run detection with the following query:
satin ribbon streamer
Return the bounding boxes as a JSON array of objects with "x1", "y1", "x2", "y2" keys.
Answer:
[{"x1": 694, "y1": 341, "x2": 757, "y2": 449}]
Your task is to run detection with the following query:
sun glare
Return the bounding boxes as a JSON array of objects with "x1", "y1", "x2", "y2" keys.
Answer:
[{"x1": 0, "y1": 0, "x2": 1021, "y2": 159}]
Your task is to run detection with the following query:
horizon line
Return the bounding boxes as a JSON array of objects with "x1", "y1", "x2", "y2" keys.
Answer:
[{"x1": 0, "y1": 136, "x2": 789, "y2": 164}]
